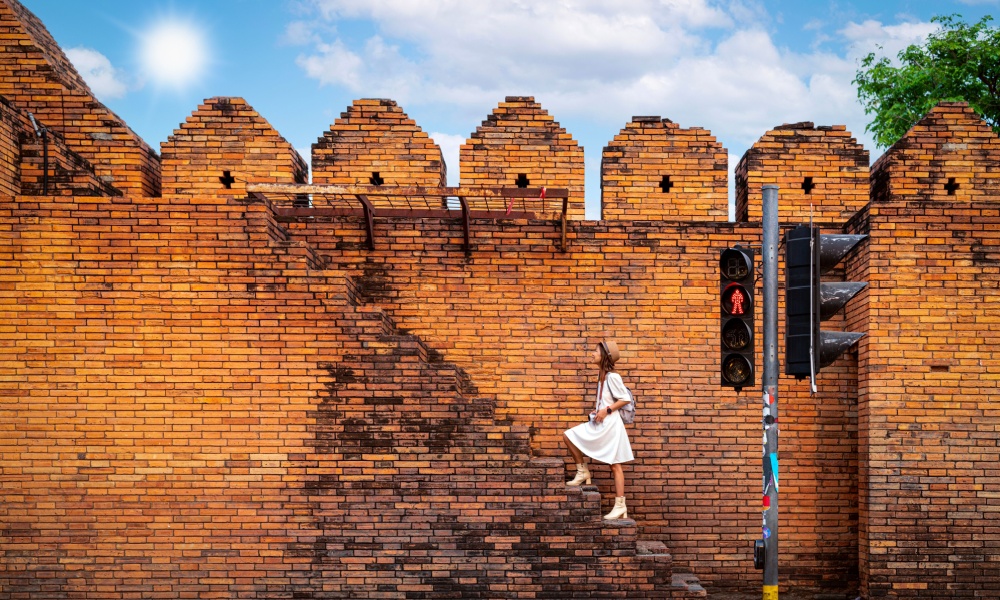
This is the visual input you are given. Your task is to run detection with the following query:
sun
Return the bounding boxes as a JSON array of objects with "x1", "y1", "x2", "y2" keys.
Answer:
[{"x1": 140, "y1": 19, "x2": 208, "y2": 90}]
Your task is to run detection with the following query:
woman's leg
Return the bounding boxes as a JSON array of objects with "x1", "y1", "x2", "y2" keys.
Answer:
[
  {"x1": 611, "y1": 463, "x2": 625, "y2": 497},
  {"x1": 563, "y1": 433, "x2": 584, "y2": 463}
]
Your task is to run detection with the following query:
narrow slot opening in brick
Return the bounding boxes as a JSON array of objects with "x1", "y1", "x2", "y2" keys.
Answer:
[
  {"x1": 219, "y1": 170, "x2": 235, "y2": 189},
  {"x1": 660, "y1": 175, "x2": 673, "y2": 193},
  {"x1": 515, "y1": 173, "x2": 529, "y2": 188},
  {"x1": 370, "y1": 172, "x2": 385, "y2": 186},
  {"x1": 802, "y1": 177, "x2": 815, "y2": 194},
  {"x1": 945, "y1": 177, "x2": 959, "y2": 195}
]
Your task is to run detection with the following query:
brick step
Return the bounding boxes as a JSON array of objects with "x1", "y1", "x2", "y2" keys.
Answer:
[
  {"x1": 272, "y1": 240, "x2": 328, "y2": 270},
  {"x1": 671, "y1": 573, "x2": 707, "y2": 598}
]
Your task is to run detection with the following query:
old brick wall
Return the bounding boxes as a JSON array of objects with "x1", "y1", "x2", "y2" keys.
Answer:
[
  {"x1": 312, "y1": 98, "x2": 447, "y2": 199},
  {"x1": 0, "y1": 0, "x2": 161, "y2": 196},
  {"x1": 0, "y1": 191, "x2": 703, "y2": 599},
  {"x1": 870, "y1": 102, "x2": 1000, "y2": 203},
  {"x1": 160, "y1": 97, "x2": 308, "y2": 197},
  {"x1": 601, "y1": 117, "x2": 728, "y2": 221},
  {"x1": 0, "y1": 93, "x2": 121, "y2": 197},
  {"x1": 0, "y1": 95, "x2": 20, "y2": 196},
  {"x1": 735, "y1": 122, "x2": 869, "y2": 224},
  {"x1": 852, "y1": 101, "x2": 1000, "y2": 599},
  {"x1": 460, "y1": 96, "x2": 585, "y2": 219},
  {"x1": 280, "y1": 211, "x2": 861, "y2": 595},
  {"x1": 852, "y1": 199, "x2": 1000, "y2": 599}
]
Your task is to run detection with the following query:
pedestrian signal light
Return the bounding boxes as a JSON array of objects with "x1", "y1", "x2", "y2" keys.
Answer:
[{"x1": 720, "y1": 247, "x2": 755, "y2": 390}]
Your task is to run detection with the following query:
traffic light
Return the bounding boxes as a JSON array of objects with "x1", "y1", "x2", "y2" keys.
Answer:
[
  {"x1": 720, "y1": 246, "x2": 754, "y2": 389},
  {"x1": 784, "y1": 225, "x2": 867, "y2": 381}
]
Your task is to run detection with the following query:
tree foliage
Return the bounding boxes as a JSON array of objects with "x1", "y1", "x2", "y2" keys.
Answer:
[{"x1": 854, "y1": 15, "x2": 1000, "y2": 148}]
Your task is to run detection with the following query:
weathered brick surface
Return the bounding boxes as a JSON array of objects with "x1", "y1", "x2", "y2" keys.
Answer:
[
  {"x1": 312, "y1": 98, "x2": 446, "y2": 199},
  {"x1": 601, "y1": 116, "x2": 728, "y2": 221},
  {"x1": 0, "y1": 192, "x2": 688, "y2": 599},
  {"x1": 0, "y1": 94, "x2": 120, "y2": 197},
  {"x1": 161, "y1": 97, "x2": 307, "y2": 197},
  {"x1": 460, "y1": 96, "x2": 585, "y2": 219},
  {"x1": 851, "y1": 102, "x2": 1000, "y2": 599},
  {"x1": 282, "y1": 212, "x2": 861, "y2": 595},
  {"x1": 0, "y1": 96, "x2": 18, "y2": 196},
  {"x1": 870, "y1": 102, "x2": 1000, "y2": 203},
  {"x1": 0, "y1": 0, "x2": 160, "y2": 196},
  {"x1": 2, "y1": 0, "x2": 1000, "y2": 594},
  {"x1": 735, "y1": 122, "x2": 869, "y2": 224}
]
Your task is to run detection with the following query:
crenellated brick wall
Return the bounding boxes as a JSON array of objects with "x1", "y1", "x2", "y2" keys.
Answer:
[
  {"x1": 460, "y1": 96, "x2": 585, "y2": 219},
  {"x1": 311, "y1": 98, "x2": 446, "y2": 198},
  {"x1": 0, "y1": 192, "x2": 705, "y2": 599},
  {"x1": 160, "y1": 97, "x2": 308, "y2": 197},
  {"x1": 3, "y1": 0, "x2": 1000, "y2": 595},
  {"x1": 0, "y1": 0, "x2": 161, "y2": 196},
  {"x1": 870, "y1": 102, "x2": 1000, "y2": 203},
  {"x1": 601, "y1": 116, "x2": 728, "y2": 221},
  {"x1": 735, "y1": 122, "x2": 869, "y2": 224}
]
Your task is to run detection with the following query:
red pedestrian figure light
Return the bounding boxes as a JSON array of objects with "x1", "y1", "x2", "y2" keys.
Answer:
[{"x1": 730, "y1": 287, "x2": 745, "y2": 315}]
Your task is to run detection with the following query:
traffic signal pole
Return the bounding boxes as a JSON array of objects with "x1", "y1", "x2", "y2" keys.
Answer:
[{"x1": 761, "y1": 185, "x2": 779, "y2": 599}]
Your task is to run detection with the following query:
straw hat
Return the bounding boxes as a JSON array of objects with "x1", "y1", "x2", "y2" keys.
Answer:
[{"x1": 600, "y1": 340, "x2": 620, "y2": 364}]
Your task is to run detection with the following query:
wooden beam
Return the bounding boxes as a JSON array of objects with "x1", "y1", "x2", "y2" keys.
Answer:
[{"x1": 246, "y1": 183, "x2": 569, "y2": 199}]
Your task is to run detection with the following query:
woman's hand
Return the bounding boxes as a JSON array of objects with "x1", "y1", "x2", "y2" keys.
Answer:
[{"x1": 594, "y1": 410, "x2": 606, "y2": 424}]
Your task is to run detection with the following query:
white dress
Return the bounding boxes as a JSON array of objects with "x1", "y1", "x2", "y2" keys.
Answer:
[{"x1": 564, "y1": 372, "x2": 634, "y2": 464}]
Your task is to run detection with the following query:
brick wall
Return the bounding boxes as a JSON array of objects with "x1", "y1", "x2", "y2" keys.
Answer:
[
  {"x1": 0, "y1": 96, "x2": 20, "y2": 196},
  {"x1": 312, "y1": 98, "x2": 447, "y2": 200},
  {"x1": 460, "y1": 96, "x2": 585, "y2": 219},
  {"x1": 601, "y1": 117, "x2": 728, "y2": 221},
  {"x1": 0, "y1": 0, "x2": 161, "y2": 196},
  {"x1": 282, "y1": 211, "x2": 861, "y2": 595},
  {"x1": 852, "y1": 101, "x2": 1000, "y2": 599},
  {"x1": 851, "y1": 200, "x2": 1000, "y2": 599},
  {"x1": 870, "y1": 102, "x2": 1000, "y2": 203},
  {"x1": 0, "y1": 93, "x2": 120, "y2": 197},
  {"x1": 160, "y1": 97, "x2": 307, "y2": 197},
  {"x1": 735, "y1": 122, "x2": 869, "y2": 224},
  {"x1": 0, "y1": 192, "x2": 706, "y2": 599}
]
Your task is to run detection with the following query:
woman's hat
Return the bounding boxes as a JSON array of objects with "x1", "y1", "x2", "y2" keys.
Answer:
[{"x1": 600, "y1": 340, "x2": 620, "y2": 364}]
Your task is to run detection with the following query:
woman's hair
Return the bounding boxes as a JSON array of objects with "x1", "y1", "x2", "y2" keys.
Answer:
[{"x1": 598, "y1": 341, "x2": 618, "y2": 383}]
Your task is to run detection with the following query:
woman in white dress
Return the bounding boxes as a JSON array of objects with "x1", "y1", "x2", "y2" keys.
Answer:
[{"x1": 563, "y1": 340, "x2": 634, "y2": 520}]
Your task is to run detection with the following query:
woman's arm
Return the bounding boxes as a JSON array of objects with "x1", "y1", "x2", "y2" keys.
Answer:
[{"x1": 593, "y1": 373, "x2": 630, "y2": 424}]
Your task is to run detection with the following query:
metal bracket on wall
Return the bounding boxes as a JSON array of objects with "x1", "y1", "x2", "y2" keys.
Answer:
[
  {"x1": 356, "y1": 194, "x2": 376, "y2": 251},
  {"x1": 246, "y1": 183, "x2": 571, "y2": 255}
]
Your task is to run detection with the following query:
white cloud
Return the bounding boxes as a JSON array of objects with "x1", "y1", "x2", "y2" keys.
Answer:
[
  {"x1": 296, "y1": 0, "x2": 730, "y2": 97},
  {"x1": 296, "y1": 39, "x2": 364, "y2": 88},
  {"x1": 289, "y1": 1, "x2": 944, "y2": 215},
  {"x1": 66, "y1": 47, "x2": 129, "y2": 99},
  {"x1": 840, "y1": 19, "x2": 937, "y2": 61}
]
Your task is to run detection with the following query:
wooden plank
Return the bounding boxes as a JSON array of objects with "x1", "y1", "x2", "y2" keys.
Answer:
[{"x1": 246, "y1": 183, "x2": 569, "y2": 199}]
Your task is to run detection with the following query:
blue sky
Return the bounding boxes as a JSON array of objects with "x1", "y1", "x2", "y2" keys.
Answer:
[{"x1": 22, "y1": 0, "x2": 1000, "y2": 218}]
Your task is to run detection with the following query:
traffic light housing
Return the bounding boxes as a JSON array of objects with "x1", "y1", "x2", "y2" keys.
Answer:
[
  {"x1": 784, "y1": 225, "x2": 867, "y2": 380},
  {"x1": 720, "y1": 246, "x2": 755, "y2": 389}
]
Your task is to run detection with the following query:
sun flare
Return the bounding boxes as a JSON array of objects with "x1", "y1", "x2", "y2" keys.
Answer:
[{"x1": 140, "y1": 19, "x2": 208, "y2": 89}]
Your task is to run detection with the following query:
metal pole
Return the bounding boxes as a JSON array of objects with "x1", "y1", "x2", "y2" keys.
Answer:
[{"x1": 761, "y1": 185, "x2": 779, "y2": 600}]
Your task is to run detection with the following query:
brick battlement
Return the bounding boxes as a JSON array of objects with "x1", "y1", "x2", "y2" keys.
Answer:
[
  {"x1": 3, "y1": 0, "x2": 1000, "y2": 598},
  {"x1": 602, "y1": 116, "x2": 728, "y2": 221}
]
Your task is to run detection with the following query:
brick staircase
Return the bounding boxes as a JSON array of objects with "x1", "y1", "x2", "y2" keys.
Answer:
[{"x1": 251, "y1": 203, "x2": 705, "y2": 598}]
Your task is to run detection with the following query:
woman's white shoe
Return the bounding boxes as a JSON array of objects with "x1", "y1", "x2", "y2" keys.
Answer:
[
  {"x1": 566, "y1": 463, "x2": 592, "y2": 486},
  {"x1": 604, "y1": 496, "x2": 628, "y2": 520}
]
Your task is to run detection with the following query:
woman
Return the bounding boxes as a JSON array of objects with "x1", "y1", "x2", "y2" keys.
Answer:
[{"x1": 563, "y1": 340, "x2": 634, "y2": 520}]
